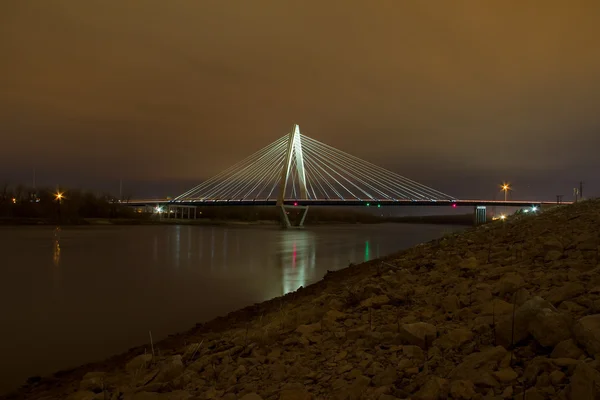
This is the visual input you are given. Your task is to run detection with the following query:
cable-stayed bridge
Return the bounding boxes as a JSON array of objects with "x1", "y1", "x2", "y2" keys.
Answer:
[{"x1": 127, "y1": 125, "x2": 565, "y2": 227}]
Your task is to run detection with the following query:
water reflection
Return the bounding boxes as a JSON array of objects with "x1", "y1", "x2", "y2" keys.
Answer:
[
  {"x1": 210, "y1": 228, "x2": 215, "y2": 267},
  {"x1": 277, "y1": 229, "x2": 316, "y2": 295},
  {"x1": 223, "y1": 230, "x2": 228, "y2": 267},
  {"x1": 174, "y1": 226, "x2": 181, "y2": 268},
  {"x1": 153, "y1": 235, "x2": 158, "y2": 262},
  {"x1": 51, "y1": 226, "x2": 62, "y2": 295},
  {"x1": 0, "y1": 223, "x2": 466, "y2": 394},
  {"x1": 52, "y1": 226, "x2": 61, "y2": 267}
]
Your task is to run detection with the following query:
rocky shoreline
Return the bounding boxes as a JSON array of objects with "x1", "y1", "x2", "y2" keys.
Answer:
[{"x1": 7, "y1": 199, "x2": 600, "y2": 400}]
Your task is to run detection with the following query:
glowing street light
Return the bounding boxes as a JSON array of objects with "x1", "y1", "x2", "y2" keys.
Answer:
[
  {"x1": 501, "y1": 183, "x2": 510, "y2": 202},
  {"x1": 55, "y1": 192, "x2": 64, "y2": 201}
]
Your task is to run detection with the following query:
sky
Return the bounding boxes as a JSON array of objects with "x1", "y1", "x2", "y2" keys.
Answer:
[{"x1": 1, "y1": 1, "x2": 599, "y2": 200}]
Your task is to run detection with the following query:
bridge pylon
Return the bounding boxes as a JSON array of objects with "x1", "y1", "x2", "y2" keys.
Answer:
[{"x1": 277, "y1": 124, "x2": 309, "y2": 228}]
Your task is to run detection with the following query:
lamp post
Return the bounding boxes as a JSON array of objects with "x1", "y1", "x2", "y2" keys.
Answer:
[
  {"x1": 55, "y1": 191, "x2": 64, "y2": 222},
  {"x1": 501, "y1": 183, "x2": 510, "y2": 218},
  {"x1": 501, "y1": 184, "x2": 510, "y2": 202}
]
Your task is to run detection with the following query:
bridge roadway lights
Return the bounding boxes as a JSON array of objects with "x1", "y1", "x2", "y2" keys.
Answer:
[
  {"x1": 474, "y1": 205, "x2": 486, "y2": 226},
  {"x1": 279, "y1": 205, "x2": 309, "y2": 228}
]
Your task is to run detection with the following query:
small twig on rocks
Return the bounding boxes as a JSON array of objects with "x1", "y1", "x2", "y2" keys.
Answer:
[
  {"x1": 244, "y1": 322, "x2": 250, "y2": 348},
  {"x1": 188, "y1": 340, "x2": 203, "y2": 364},
  {"x1": 381, "y1": 261, "x2": 401, "y2": 270},
  {"x1": 492, "y1": 300, "x2": 497, "y2": 346},
  {"x1": 468, "y1": 286, "x2": 472, "y2": 308},
  {"x1": 279, "y1": 307, "x2": 288, "y2": 330},
  {"x1": 510, "y1": 292, "x2": 517, "y2": 366},
  {"x1": 212, "y1": 363, "x2": 218, "y2": 381},
  {"x1": 149, "y1": 331, "x2": 155, "y2": 359}
]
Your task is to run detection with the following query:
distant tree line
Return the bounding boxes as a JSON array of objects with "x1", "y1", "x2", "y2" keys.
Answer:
[{"x1": 0, "y1": 184, "x2": 136, "y2": 223}]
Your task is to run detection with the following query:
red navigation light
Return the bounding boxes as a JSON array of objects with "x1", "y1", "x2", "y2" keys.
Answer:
[
  {"x1": 452, "y1": 203, "x2": 457, "y2": 208},
  {"x1": 294, "y1": 202, "x2": 298, "y2": 206}
]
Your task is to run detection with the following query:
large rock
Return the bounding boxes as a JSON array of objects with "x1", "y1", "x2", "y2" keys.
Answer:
[
  {"x1": 545, "y1": 250, "x2": 562, "y2": 262},
  {"x1": 522, "y1": 388, "x2": 545, "y2": 400},
  {"x1": 551, "y1": 339, "x2": 584, "y2": 359},
  {"x1": 344, "y1": 375, "x2": 370, "y2": 400},
  {"x1": 568, "y1": 363, "x2": 600, "y2": 400},
  {"x1": 155, "y1": 355, "x2": 184, "y2": 383},
  {"x1": 442, "y1": 295, "x2": 460, "y2": 313},
  {"x1": 372, "y1": 366, "x2": 397, "y2": 387},
  {"x1": 433, "y1": 329, "x2": 473, "y2": 350},
  {"x1": 79, "y1": 372, "x2": 105, "y2": 392},
  {"x1": 240, "y1": 395, "x2": 264, "y2": 400},
  {"x1": 296, "y1": 322, "x2": 321, "y2": 336},
  {"x1": 322, "y1": 309, "x2": 345, "y2": 325},
  {"x1": 66, "y1": 392, "x2": 98, "y2": 400},
  {"x1": 181, "y1": 343, "x2": 202, "y2": 362},
  {"x1": 449, "y1": 380, "x2": 476, "y2": 399},
  {"x1": 478, "y1": 299, "x2": 514, "y2": 316},
  {"x1": 546, "y1": 282, "x2": 585, "y2": 305},
  {"x1": 414, "y1": 377, "x2": 448, "y2": 400},
  {"x1": 574, "y1": 314, "x2": 600, "y2": 356},
  {"x1": 461, "y1": 257, "x2": 478, "y2": 270},
  {"x1": 559, "y1": 301, "x2": 587, "y2": 314},
  {"x1": 360, "y1": 295, "x2": 390, "y2": 308},
  {"x1": 576, "y1": 236, "x2": 598, "y2": 251},
  {"x1": 130, "y1": 391, "x2": 192, "y2": 400},
  {"x1": 493, "y1": 368, "x2": 518, "y2": 383},
  {"x1": 514, "y1": 287, "x2": 531, "y2": 306},
  {"x1": 528, "y1": 307, "x2": 573, "y2": 347},
  {"x1": 550, "y1": 370, "x2": 566, "y2": 385},
  {"x1": 494, "y1": 272, "x2": 524, "y2": 296},
  {"x1": 543, "y1": 238, "x2": 564, "y2": 252},
  {"x1": 279, "y1": 383, "x2": 312, "y2": 400},
  {"x1": 495, "y1": 297, "x2": 554, "y2": 348},
  {"x1": 398, "y1": 322, "x2": 437, "y2": 349},
  {"x1": 449, "y1": 346, "x2": 507, "y2": 387},
  {"x1": 126, "y1": 354, "x2": 153, "y2": 373}
]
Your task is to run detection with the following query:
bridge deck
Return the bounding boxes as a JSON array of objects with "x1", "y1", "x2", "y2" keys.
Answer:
[{"x1": 124, "y1": 199, "x2": 568, "y2": 207}]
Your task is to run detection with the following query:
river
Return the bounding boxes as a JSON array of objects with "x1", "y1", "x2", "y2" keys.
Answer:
[{"x1": 0, "y1": 223, "x2": 464, "y2": 393}]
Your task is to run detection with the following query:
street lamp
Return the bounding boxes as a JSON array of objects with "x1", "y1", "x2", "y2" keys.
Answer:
[
  {"x1": 501, "y1": 183, "x2": 510, "y2": 202},
  {"x1": 54, "y1": 191, "x2": 65, "y2": 223}
]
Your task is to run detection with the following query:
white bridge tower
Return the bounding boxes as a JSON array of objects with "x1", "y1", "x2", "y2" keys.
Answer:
[{"x1": 277, "y1": 124, "x2": 309, "y2": 227}]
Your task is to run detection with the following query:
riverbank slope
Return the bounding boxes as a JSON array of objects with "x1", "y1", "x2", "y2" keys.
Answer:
[{"x1": 7, "y1": 200, "x2": 600, "y2": 399}]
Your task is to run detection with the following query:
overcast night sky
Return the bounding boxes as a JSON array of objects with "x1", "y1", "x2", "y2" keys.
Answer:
[{"x1": 1, "y1": 1, "x2": 599, "y2": 200}]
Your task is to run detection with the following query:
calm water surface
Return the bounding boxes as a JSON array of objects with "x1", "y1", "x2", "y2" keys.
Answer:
[{"x1": 0, "y1": 223, "x2": 464, "y2": 393}]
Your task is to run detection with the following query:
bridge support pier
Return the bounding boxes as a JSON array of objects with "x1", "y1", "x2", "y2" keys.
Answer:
[
  {"x1": 279, "y1": 205, "x2": 309, "y2": 228},
  {"x1": 474, "y1": 205, "x2": 487, "y2": 226},
  {"x1": 165, "y1": 205, "x2": 197, "y2": 220}
]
